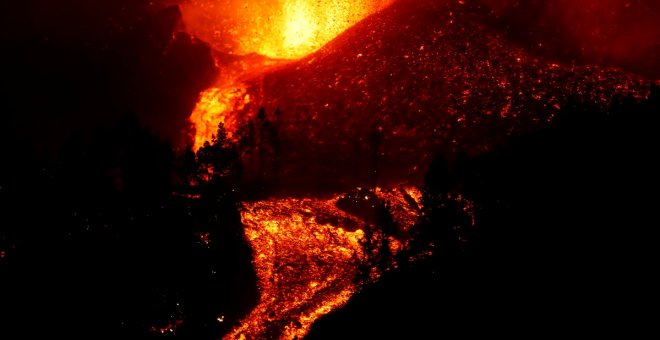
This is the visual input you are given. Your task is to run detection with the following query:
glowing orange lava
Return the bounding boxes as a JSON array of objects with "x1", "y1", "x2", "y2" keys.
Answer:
[
  {"x1": 185, "y1": 0, "x2": 392, "y2": 150},
  {"x1": 227, "y1": 187, "x2": 421, "y2": 339},
  {"x1": 182, "y1": 0, "x2": 393, "y2": 60},
  {"x1": 190, "y1": 84, "x2": 249, "y2": 149}
]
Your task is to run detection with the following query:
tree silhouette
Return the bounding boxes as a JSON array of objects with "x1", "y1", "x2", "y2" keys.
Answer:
[
  {"x1": 368, "y1": 125, "x2": 383, "y2": 188},
  {"x1": 197, "y1": 122, "x2": 241, "y2": 181}
]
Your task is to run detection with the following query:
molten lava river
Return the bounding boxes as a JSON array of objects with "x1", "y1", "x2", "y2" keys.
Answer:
[
  {"x1": 182, "y1": 1, "x2": 404, "y2": 339},
  {"x1": 233, "y1": 188, "x2": 422, "y2": 339}
]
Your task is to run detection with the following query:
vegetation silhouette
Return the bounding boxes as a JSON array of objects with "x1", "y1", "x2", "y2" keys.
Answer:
[
  {"x1": 0, "y1": 115, "x2": 257, "y2": 339},
  {"x1": 306, "y1": 84, "x2": 659, "y2": 339}
]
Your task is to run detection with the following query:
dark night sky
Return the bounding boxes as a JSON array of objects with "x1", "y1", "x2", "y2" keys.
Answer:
[
  {"x1": 1, "y1": 0, "x2": 658, "y2": 154},
  {"x1": 1, "y1": 0, "x2": 214, "y2": 153}
]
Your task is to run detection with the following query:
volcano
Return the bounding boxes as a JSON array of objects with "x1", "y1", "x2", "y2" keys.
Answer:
[
  {"x1": 3, "y1": 1, "x2": 658, "y2": 340},
  {"x1": 185, "y1": 0, "x2": 657, "y2": 339},
  {"x1": 192, "y1": 0, "x2": 652, "y2": 193}
]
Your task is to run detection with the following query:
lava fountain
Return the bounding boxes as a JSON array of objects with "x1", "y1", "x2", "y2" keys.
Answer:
[{"x1": 183, "y1": 0, "x2": 392, "y2": 149}]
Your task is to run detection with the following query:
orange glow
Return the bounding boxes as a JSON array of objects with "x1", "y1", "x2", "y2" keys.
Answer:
[
  {"x1": 182, "y1": 0, "x2": 392, "y2": 60},
  {"x1": 190, "y1": 84, "x2": 248, "y2": 150},
  {"x1": 282, "y1": 0, "x2": 317, "y2": 52},
  {"x1": 185, "y1": 0, "x2": 392, "y2": 150},
  {"x1": 227, "y1": 187, "x2": 421, "y2": 339}
]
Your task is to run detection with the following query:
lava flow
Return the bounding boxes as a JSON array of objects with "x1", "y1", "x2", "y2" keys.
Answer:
[
  {"x1": 183, "y1": 1, "x2": 401, "y2": 338},
  {"x1": 230, "y1": 187, "x2": 422, "y2": 339}
]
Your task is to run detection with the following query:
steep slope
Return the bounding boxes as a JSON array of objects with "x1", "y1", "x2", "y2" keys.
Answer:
[{"x1": 225, "y1": 0, "x2": 649, "y2": 192}]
